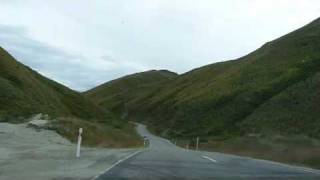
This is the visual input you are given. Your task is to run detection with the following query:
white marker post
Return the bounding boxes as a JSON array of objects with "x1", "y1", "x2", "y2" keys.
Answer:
[
  {"x1": 143, "y1": 136, "x2": 148, "y2": 148},
  {"x1": 76, "y1": 128, "x2": 83, "y2": 158},
  {"x1": 196, "y1": 137, "x2": 199, "y2": 151}
]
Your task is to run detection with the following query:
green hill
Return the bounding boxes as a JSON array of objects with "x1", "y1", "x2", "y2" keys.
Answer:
[
  {"x1": 88, "y1": 18, "x2": 320, "y2": 138},
  {"x1": 86, "y1": 17, "x2": 320, "y2": 166},
  {"x1": 0, "y1": 46, "x2": 110, "y2": 120},
  {"x1": 85, "y1": 70, "x2": 178, "y2": 117},
  {"x1": 0, "y1": 47, "x2": 141, "y2": 147},
  {"x1": 140, "y1": 17, "x2": 320, "y2": 139}
]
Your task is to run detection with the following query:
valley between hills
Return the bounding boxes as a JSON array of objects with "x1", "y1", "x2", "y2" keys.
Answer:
[{"x1": 1, "y1": 17, "x2": 320, "y2": 168}]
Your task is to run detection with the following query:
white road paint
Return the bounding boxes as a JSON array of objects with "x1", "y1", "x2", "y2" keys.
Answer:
[
  {"x1": 202, "y1": 156, "x2": 218, "y2": 163},
  {"x1": 0, "y1": 122, "x2": 138, "y2": 180},
  {"x1": 91, "y1": 150, "x2": 144, "y2": 180},
  {"x1": 88, "y1": 123, "x2": 320, "y2": 179},
  {"x1": 253, "y1": 158, "x2": 320, "y2": 175},
  {"x1": 302, "y1": 169, "x2": 320, "y2": 174}
]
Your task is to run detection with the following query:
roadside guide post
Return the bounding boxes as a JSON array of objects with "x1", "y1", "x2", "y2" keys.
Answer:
[
  {"x1": 196, "y1": 137, "x2": 199, "y2": 151},
  {"x1": 76, "y1": 128, "x2": 83, "y2": 158},
  {"x1": 143, "y1": 136, "x2": 148, "y2": 148}
]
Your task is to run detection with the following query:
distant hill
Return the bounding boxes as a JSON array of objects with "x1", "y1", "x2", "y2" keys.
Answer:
[
  {"x1": 86, "y1": 17, "x2": 320, "y2": 141},
  {"x1": 85, "y1": 70, "x2": 178, "y2": 117},
  {"x1": 0, "y1": 47, "x2": 141, "y2": 147}
]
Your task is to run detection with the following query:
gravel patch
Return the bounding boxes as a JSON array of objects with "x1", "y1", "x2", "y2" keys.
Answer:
[{"x1": 0, "y1": 123, "x2": 139, "y2": 180}]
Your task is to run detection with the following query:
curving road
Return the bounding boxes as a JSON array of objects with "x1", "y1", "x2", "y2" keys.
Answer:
[{"x1": 96, "y1": 124, "x2": 320, "y2": 180}]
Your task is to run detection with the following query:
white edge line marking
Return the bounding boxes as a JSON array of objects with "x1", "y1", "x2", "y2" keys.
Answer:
[
  {"x1": 293, "y1": 167, "x2": 320, "y2": 175},
  {"x1": 91, "y1": 150, "x2": 144, "y2": 180},
  {"x1": 202, "y1": 155, "x2": 218, "y2": 163},
  {"x1": 302, "y1": 169, "x2": 319, "y2": 174},
  {"x1": 253, "y1": 158, "x2": 320, "y2": 175}
]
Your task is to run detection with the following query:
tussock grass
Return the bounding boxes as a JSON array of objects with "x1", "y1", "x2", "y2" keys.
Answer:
[{"x1": 52, "y1": 117, "x2": 142, "y2": 148}]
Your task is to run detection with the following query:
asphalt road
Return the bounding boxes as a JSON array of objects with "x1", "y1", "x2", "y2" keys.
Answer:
[{"x1": 96, "y1": 124, "x2": 320, "y2": 180}]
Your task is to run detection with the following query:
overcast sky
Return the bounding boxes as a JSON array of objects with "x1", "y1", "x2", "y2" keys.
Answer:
[{"x1": 0, "y1": 0, "x2": 319, "y2": 91}]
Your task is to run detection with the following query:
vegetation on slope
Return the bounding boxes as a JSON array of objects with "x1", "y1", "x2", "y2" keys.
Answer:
[
  {"x1": 0, "y1": 47, "x2": 141, "y2": 147},
  {"x1": 86, "y1": 17, "x2": 320, "y2": 162},
  {"x1": 85, "y1": 70, "x2": 178, "y2": 117},
  {"x1": 0, "y1": 47, "x2": 108, "y2": 121},
  {"x1": 120, "y1": 17, "x2": 320, "y2": 139}
]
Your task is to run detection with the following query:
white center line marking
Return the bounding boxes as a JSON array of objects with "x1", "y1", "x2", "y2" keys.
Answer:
[
  {"x1": 202, "y1": 155, "x2": 218, "y2": 163},
  {"x1": 91, "y1": 150, "x2": 144, "y2": 180}
]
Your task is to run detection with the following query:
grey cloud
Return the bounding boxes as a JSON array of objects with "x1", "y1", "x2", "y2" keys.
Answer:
[
  {"x1": 0, "y1": 25, "x2": 147, "y2": 91},
  {"x1": 101, "y1": 55, "x2": 118, "y2": 63},
  {"x1": 0, "y1": 1, "x2": 319, "y2": 92}
]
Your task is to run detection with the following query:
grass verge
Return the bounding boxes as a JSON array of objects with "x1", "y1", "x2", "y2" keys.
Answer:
[
  {"x1": 51, "y1": 117, "x2": 143, "y2": 148},
  {"x1": 175, "y1": 134, "x2": 320, "y2": 169}
]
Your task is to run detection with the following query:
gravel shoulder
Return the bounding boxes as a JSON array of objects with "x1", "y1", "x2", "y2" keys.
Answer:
[{"x1": 0, "y1": 123, "x2": 140, "y2": 180}]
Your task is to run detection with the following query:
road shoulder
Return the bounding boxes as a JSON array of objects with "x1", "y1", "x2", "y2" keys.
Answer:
[{"x1": 0, "y1": 122, "x2": 140, "y2": 180}]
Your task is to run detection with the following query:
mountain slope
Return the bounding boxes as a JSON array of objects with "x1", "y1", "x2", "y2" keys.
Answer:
[
  {"x1": 85, "y1": 70, "x2": 178, "y2": 117},
  {"x1": 0, "y1": 47, "x2": 141, "y2": 147},
  {"x1": 0, "y1": 47, "x2": 111, "y2": 121},
  {"x1": 132, "y1": 18, "x2": 320, "y2": 138},
  {"x1": 242, "y1": 71, "x2": 320, "y2": 137},
  {"x1": 87, "y1": 17, "x2": 320, "y2": 140},
  {"x1": 84, "y1": 17, "x2": 320, "y2": 165}
]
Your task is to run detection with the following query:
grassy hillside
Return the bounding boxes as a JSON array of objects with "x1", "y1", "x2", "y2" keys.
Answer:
[
  {"x1": 120, "y1": 17, "x2": 320, "y2": 138},
  {"x1": 0, "y1": 47, "x2": 109, "y2": 120},
  {"x1": 85, "y1": 70, "x2": 178, "y2": 117},
  {"x1": 0, "y1": 47, "x2": 141, "y2": 147},
  {"x1": 87, "y1": 17, "x2": 320, "y2": 165}
]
